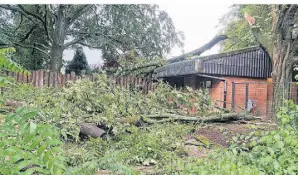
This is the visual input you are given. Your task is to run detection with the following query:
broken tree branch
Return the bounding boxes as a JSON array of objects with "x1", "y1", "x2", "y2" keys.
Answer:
[{"x1": 168, "y1": 35, "x2": 228, "y2": 63}]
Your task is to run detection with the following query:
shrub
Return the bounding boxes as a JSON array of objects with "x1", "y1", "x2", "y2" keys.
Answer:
[{"x1": 0, "y1": 107, "x2": 65, "y2": 175}]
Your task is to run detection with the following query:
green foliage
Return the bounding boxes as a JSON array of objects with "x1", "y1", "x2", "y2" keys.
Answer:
[
  {"x1": 0, "y1": 48, "x2": 29, "y2": 74},
  {"x1": 0, "y1": 48, "x2": 30, "y2": 87},
  {"x1": 112, "y1": 124, "x2": 191, "y2": 167},
  {"x1": 65, "y1": 47, "x2": 90, "y2": 75},
  {"x1": 219, "y1": 5, "x2": 273, "y2": 53},
  {"x1": 108, "y1": 51, "x2": 167, "y2": 77},
  {"x1": 0, "y1": 107, "x2": 65, "y2": 175},
  {"x1": 170, "y1": 101, "x2": 298, "y2": 175},
  {"x1": 3, "y1": 73, "x2": 214, "y2": 141},
  {"x1": 2, "y1": 73, "x2": 218, "y2": 174}
]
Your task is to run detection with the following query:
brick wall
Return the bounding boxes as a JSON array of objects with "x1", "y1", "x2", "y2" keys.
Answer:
[
  {"x1": 168, "y1": 75, "x2": 296, "y2": 120},
  {"x1": 210, "y1": 76, "x2": 270, "y2": 119},
  {"x1": 290, "y1": 83, "x2": 298, "y2": 104},
  {"x1": 210, "y1": 80, "x2": 224, "y2": 108}
]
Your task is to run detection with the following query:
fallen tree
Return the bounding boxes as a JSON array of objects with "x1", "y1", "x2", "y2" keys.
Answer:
[{"x1": 142, "y1": 113, "x2": 260, "y2": 124}]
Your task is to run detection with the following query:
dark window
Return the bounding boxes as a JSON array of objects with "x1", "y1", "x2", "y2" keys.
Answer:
[{"x1": 206, "y1": 81, "x2": 212, "y2": 88}]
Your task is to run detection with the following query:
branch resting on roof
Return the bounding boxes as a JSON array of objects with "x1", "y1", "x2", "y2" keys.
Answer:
[{"x1": 168, "y1": 35, "x2": 228, "y2": 63}]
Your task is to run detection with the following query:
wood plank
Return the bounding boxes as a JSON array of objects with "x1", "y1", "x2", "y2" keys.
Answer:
[
  {"x1": 116, "y1": 76, "x2": 120, "y2": 86},
  {"x1": 67, "y1": 74, "x2": 71, "y2": 82},
  {"x1": 32, "y1": 71, "x2": 36, "y2": 85},
  {"x1": 13, "y1": 72, "x2": 18, "y2": 82},
  {"x1": 57, "y1": 72, "x2": 62, "y2": 88},
  {"x1": 17, "y1": 72, "x2": 22, "y2": 84},
  {"x1": 39, "y1": 70, "x2": 44, "y2": 87},
  {"x1": 125, "y1": 76, "x2": 128, "y2": 89},
  {"x1": 120, "y1": 76, "x2": 123, "y2": 88},
  {"x1": 91, "y1": 74, "x2": 95, "y2": 82},
  {"x1": 61, "y1": 74, "x2": 65, "y2": 87},
  {"x1": 23, "y1": 72, "x2": 28, "y2": 83},
  {"x1": 71, "y1": 71, "x2": 75, "y2": 81},
  {"x1": 49, "y1": 71, "x2": 54, "y2": 87},
  {"x1": 35, "y1": 70, "x2": 39, "y2": 87},
  {"x1": 28, "y1": 73, "x2": 32, "y2": 84},
  {"x1": 142, "y1": 78, "x2": 146, "y2": 94},
  {"x1": 127, "y1": 76, "x2": 130, "y2": 89},
  {"x1": 53, "y1": 72, "x2": 58, "y2": 87},
  {"x1": 44, "y1": 71, "x2": 49, "y2": 87},
  {"x1": 22, "y1": 72, "x2": 26, "y2": 83}
]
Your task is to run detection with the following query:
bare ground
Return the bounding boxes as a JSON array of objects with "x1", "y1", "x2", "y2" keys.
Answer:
[{"x1": 184, "y1": 121, "x2": 277, "y2": 158}]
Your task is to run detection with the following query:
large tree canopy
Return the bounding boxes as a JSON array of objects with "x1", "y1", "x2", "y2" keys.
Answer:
[{"x1": 0, "y1": 5, "x2": 184, "y2": 72}]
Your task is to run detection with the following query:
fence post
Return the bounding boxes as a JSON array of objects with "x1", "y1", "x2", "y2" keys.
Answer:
[
  {"x1": 245, "y1": 83, "x2": 249, "y2": 110},
  {"x1": 231, "y1": 82, "x2": 235, "y2": 111},
  {"x1": 49, "y1": 71, "x2": 54, "y2": 87},
  {"x1": 35, "y1": 70, "x2": 39, "y2": 87},
  {"x1": 39, "y1": 70, "x2": 44, "y2": 87}
]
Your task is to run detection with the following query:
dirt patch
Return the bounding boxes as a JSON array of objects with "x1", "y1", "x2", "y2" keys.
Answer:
[
  {"x1": 184, "y1": 138, "x2": 210, "y2": 158},
  {"x1": 193, "y1": 122, "x2": 277, "y2": 147},
  {"x1": 134, "y1": 166, "x2": 157, "y2": 175},
  {"x1": 183, "y1": 121, "x2": 277, "y2": 157}
]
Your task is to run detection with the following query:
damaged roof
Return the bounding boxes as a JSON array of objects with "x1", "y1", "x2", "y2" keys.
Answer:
[{"x1": 153, "y1": 46, "x2": 272, "y2": 78}]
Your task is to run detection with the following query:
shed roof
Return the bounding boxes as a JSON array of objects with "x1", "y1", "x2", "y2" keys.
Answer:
[{"x1": 153, "y1": 46, "x2": 272, "y2": 78}]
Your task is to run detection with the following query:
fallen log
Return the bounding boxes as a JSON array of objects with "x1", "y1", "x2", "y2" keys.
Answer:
[
  {"x1": 80, "y1": 123, "x2": 106, "y2": 138},
  {"x1": 143, "y1": 113, "x2": 259, "y2": 124}
]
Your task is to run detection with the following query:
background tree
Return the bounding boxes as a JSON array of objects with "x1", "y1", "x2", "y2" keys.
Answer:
[
  {"x1": 65, "y1": 47, "x2": 90, "y2": 75},
  {"x1": 220, "y1": 4, "x2": 298, "y2": 115},
  {"x1": 219, "y1": 5, "x2": 273, "y2": 52},
  {"x1": 0, "y1": 5, "x2": 184, "y2": 72}
]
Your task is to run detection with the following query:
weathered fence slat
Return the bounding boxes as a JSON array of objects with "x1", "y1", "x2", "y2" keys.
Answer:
[{"x1": 44, "y1": 71, "x2": 49, "y2": 87}]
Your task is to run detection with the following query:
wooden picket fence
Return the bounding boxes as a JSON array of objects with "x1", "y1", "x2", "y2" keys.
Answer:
[{"x1": 3, "y1": 69, "x2": 157, "y2": 93}]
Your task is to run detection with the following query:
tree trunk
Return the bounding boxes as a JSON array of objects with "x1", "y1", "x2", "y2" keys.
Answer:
[
  {"x1": 50, "y1": 45, "x2": 64, "y2": 72},
  {"x1": 49, "y1": 5, "x2": 67, "y2": 72},
  {"x1": 271, "y1": 5, "x2": 297, "y2": 117}
]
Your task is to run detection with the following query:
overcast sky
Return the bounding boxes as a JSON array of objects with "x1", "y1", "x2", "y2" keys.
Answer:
[{"x1": 63, "y1": 3, "x2": 232, "y2": 65}]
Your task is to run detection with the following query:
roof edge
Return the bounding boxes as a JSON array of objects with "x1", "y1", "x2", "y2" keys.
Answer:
[{"x1": 198, "y1": 45, "x2": 261, "y2": 61}]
